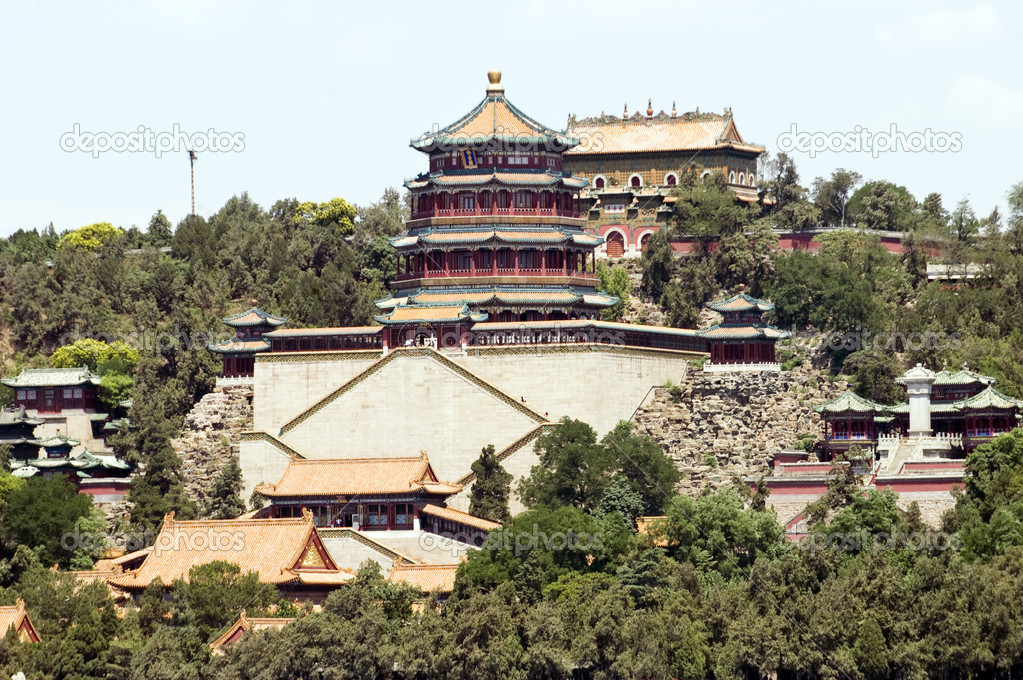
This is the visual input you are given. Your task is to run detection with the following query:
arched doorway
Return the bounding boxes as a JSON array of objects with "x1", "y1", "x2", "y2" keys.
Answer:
[{"x1": 606, "y1": 231, "x2": 625, "y2": 259}]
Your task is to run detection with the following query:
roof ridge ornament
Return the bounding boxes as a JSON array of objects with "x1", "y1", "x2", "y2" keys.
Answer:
[{"x1": 486, "y1": 70, "x2": 504, "y2": 95}]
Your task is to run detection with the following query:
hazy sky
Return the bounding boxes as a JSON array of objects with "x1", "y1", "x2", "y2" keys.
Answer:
[{"x1": 1, "y1": 0, "x2": 1019, "y2": 236}]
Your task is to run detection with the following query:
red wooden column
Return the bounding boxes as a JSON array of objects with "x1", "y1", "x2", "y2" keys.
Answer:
[
  {"x1": 470, "y1": 250, "x2": 476, "y2": 275},
  {"x1": 444, "y1": 251, "x2": 450, "y2": 276},
  {"x1": 423, "y1": 253, "x2": 430, "y2": 277},
  {"x1": 492, "y1": 249, "x2": 498, "y2": 275},
  {"x1": 514, "y1": 249, "x2": 520, "y2": 276},
  {"x1": 540, "y1": 249, "x2": 546, "y2": 274}
]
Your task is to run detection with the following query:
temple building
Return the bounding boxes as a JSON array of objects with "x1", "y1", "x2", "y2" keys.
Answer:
[
  {"x1": 0, "y1": 600, "x2": 40, "y2": 643},
  {"x1": 816, "y1": 364, "x2": 1023, "y2": 458},
  {"x1": 253, "y1": 453, "x2": 500, "y2": 545},
  {"x1": 564, "y1": 101, "x2": 764, "y2": 258},
  {"x1": 211, "y1": 612, "x2": 294, "y2": 655},
  {"x1": 209, "y1": 307, "x2": 287, "y2": 379},
  {"x1": 698, "y1": 290, "x2": 788, "y2": 371},
  {"x1": 9, "y1": 432, "x2": 132, "y2": 500},
  {"x1": 108, "y1": 512, "x2": 354, "y2": 603},
  {"x1": 375, "y1": 71, "x2": 617, "y2": 348},
  {"x1": 1, "y1": 366, "x2": 109, "y2": 450},
  {"x1": 0, "y1": 405, "x2": 44, "y2": 459}
]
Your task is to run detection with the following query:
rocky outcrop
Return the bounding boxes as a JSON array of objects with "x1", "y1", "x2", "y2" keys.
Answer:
[
  {"x1": 171, "y1": 384, "x2": 253, "y2": 511},
  {"x1": 633, "y1": 364, "x2": 846, "y2": 494}
]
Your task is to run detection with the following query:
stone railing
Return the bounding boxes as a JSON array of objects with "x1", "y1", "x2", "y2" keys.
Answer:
[
  {"x1": 215, "y1": 376, "x2": 254, "y2": 388},
  {"x1": 703, "y1": 361, "x2": 781, "y2": 373}
]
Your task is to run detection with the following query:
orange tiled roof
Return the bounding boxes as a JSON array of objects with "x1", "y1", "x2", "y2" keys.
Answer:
[
  {"x1": 255, "y1": 454, "x2": 462, "y2": 499},
  {"x1": 0, "y1": 600, "x2": 40, "y2": 642},
  {"x1": 211, "y1": 611, "x2": 294, "y2": 653},
  {"x1": 414, "y1": 291, "x2": 497, "y2": 304},
  {"x1": 108, "y1": 513, "x2": 353, "y2": 589},
  {"x1": 387, "y1": 562, "x2": 459, "y2": 595},
  {"x1": 387, "y1": 305, "x2": 469, "y2": 322},
  {"x1": 566, "y1": 113, "x2": 763, "y2": 155},
  {"x1": 420, "y1": 504, "x2": 501, "y2": 532}
]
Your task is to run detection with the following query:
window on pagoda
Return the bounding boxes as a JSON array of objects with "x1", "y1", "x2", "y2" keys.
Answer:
[
  {"x1": 437, "y1": 193, "x2": 449, "y2": 210},
  {"x1": 994, "y1": 417, "x2": 1009, "y2": 434},
  {"x1": 496, "y1": 191, "x2": 510, "y2": 209},
  {"x1": 594, "y1": 176, "x2": 605, "y2": 189},
  {"x1": 833, "y1": 421, "x2": 849, "y2": 439},
  {"x1": 457, "y1": 251, "x2": 473, "y2": 270},
  {"x1": 478, "y1": 250, "x2": 493, "y2": 269},
  {"x1": 392, "y1": 504, "x2": 413, "y2": 527},
  {"x1": 539, "y1": 192, "x2": 552, "y2": 210},
  {"x1": 497, "y1": 249, "x2": 514, "y2": 269},
  {"x1": 366, "y1": 504, "x2": 387, "y2": 527},
  {"x1": 479, "y1": 191, "x2": 492, "y2": 211},
  {"x1": 665, "y1": 173, "x2": 678, "y2": 186},
  {"x1": 459, "y1": 192, "x2": 475, "y2": 211},
  {"x1": 630, "y1": 174, "x2": 642, "y2": 188},
  {"x1": 514, "y1": 191, "x2": 533, "y2": 209},
  {"x1": 519, "y1": 250, "x2": 539, "y2": 270},
  {"x1": 850, "y1": 421, "x2": 866, "y2": 439}
]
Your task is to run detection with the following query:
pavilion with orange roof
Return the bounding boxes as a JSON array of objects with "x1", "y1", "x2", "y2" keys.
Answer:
[
  {"x1": 107, "y1": 511, "x2": 354, "y2": 602},
  {"x1": 0, "y1": 600, "x2": 41, "y2": 642}
]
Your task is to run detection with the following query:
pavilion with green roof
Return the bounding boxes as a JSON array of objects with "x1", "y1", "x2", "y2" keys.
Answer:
[
  {"x1": 815, "y1": 364, "x2": 1023, "y2": 457},
  {"x1": 209, "y1": 307, "x2": 287, "y2": 378},
  {"x1": 699, "y1": 288, "x2": 789, "y2": 369}
]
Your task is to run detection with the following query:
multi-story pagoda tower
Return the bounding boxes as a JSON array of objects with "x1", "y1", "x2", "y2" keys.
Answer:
[{"x1": 375, "y1": 72, "x2": 616, "y2": 338}]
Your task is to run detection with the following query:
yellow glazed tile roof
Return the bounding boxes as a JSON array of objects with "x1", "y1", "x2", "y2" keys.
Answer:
[
  {"x1": 255, "y1": 454, "x2": 461, "y2": 498},
  {"x1": 420, "y1": 503, "x2": 501, "y2": 531},
  {"x1": 387, "y1": 562, "x2": 459, "y2": 594}
]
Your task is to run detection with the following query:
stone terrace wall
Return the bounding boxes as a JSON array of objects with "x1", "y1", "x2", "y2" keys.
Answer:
[
  {"x1": 632, "y1": 365, "x2": 846, "y2": 495},
  {"x1": 171, "y1": 384, "x2": 254, "y2": 511}
]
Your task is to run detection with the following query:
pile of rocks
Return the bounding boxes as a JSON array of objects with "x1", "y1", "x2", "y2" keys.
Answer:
[
  {"x1": 633, "y1": 363, "x2": 846, "y2": 494},
  {"x1": 170, "y1": 384, "x2": 253, "y2": 510}
]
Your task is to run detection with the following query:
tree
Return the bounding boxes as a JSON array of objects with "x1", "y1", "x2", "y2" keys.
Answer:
[
  {"x1": 173, "y1": 561, "x2": 277, "y2": 641},
  {"x1": 518, "y1": 418, "x2": 613, "y2": 514},
  {"x1": 759, "y1": 152, "x2": 820, "y2": 230},
  {"x1": 843, "y1": 349, "x2": 904, "y2": 404},
  {"x1": 468, "y1": 444, "x2": 512, "y2": 524},
  {"x1": 202, "y1": 456, "x2": 245, "y2": 520},
  {"x1": 146, "y1": 210, "x2": 173, "y2": 247},
  {"x1": 640, "y1": 228, "x2": 674, "y2": 300},
  {"x1": 847, "y1": 181, "x2": 917, "y2": 231},
  {"x1": 601, "y1": 421, "x2": 681, "y2": 515},
  {"x1": 58, "y1": 222, "x2": 121, "y2": 251},
  {"x1": 0, "y1": 475, "x2": 94, "y2": 568},
  {"x1": 812, "y1": 168, "x2": 862, "y2": 228},
  {"x1": 595, "y1": 261, "x2": 630, "y2": 321}
]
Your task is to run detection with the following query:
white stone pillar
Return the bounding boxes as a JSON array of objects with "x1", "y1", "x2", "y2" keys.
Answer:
[{"x1": 899, "y1": 364, "x2": 936, "y2": 437}]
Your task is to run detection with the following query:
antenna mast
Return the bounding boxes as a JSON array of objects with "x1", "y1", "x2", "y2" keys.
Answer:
[{"x1": 188, "y1": 149, "x2": 198, "y2": 215}]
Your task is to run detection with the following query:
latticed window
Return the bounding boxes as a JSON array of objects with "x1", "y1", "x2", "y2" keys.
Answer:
[
  {"x1": 393, "y1": 504, "x2": 413, "y2": 526},
  {"x1": 367, "y1": 504, "x2": 387, "y2": 526},
  {"x1": 514, "y1": 191, "x2": 532, "y2": 209}
]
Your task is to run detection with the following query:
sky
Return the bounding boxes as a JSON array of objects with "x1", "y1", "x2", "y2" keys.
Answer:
[{"x1": 0, "y1": 0, "x2": 1020, "y2": 237}]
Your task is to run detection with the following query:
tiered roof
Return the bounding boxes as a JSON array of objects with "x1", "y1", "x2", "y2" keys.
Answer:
[
  {"x1": 0, "y1": 600, "x2": 40, "y2": 642},
  {"x1": 0, "y1": 405, "x2": 43, "y2": 427},
  {"x1": 374, "y1": 304, "x2": 488, "y2": 326},
  {"x1": 707, "y1": 293, "x2": 774, "y2": 314},
  {"x1": 409, "y1": 72, "x2": 577, "y2": 153},
  {"x1": 209, "y1": 338, "x2": 272, "y2": 355},
  {"x1": 223, "y1": 308, "x2": 287, "y2": 328},
  {"x1": 254, "y1": 454, "x2": 462, "y2": 499},
  {"x1": 420, "y1": 504, "x2": 501, "y2": 532},
  {"x1": 2, "y1": 366, "x2": 100, "y2": 388},
  {"x1": 387, "y1": 562, "x2": 459, "y2": 595},
  {"x1": 11, "y1": 449, "x2": 130, "y2": 479},
  {"x1": 699, "y1": 292, "x2": 788, "y2": 341},
  {"x1": 565, "y1": 109, "x2": 763, "y2": 156},
  {"x1": 406, "y1": 171, "x2": 588, "y2": 191},
  {"x1": 211, "y1": 611, "x2": 294, "y2": 654},
  {"x1": 375, "y1": 287, "x2": 618, "y2": 311},
  {"x1": 933, "y1": 367, "x2": 995, "y2": 387},
  {"x1": 391, "y1": 228, "x2": 603, "y2": 249},
  {"x1": 108, "y1": 513, "x2": 354, "y2": 590},
  {"x1": 814, "y1": 390, "x2": 886, "y2": 414}
]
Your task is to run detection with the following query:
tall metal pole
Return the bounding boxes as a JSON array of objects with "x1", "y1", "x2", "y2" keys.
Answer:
[{"x1": 188, "y1": 149, "x2": 198, "y2": 215}]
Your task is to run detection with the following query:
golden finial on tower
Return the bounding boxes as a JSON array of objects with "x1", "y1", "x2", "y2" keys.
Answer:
[
  {"x1": 623, "y1": 102, "x2": 628, "y2": 119},
  {"x1": 486, "y1": 70, "x2": 504, "y2": 95},
  {"x1": 646, "y1": 98, "x2": 653, "y2": 118},
  {"x1": 671, "y1": 101, "x2": 677, "y2": 118}
]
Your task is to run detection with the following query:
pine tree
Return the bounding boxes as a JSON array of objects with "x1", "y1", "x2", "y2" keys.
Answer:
[
  {"x1": 202, "y1": 455, "x2": 246, "y2": 519},
  {"x1": 468, "y1": 444, "x2": 512, "y2": 524}
]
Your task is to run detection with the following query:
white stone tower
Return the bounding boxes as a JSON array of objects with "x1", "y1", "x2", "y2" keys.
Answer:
[{"x1": 898, "y1": 364, "x2": 936, "y2": 437}]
